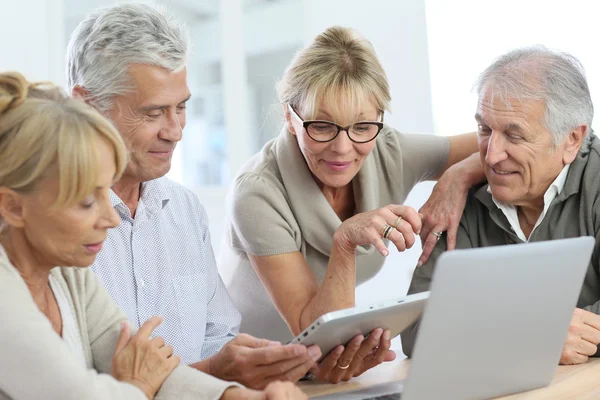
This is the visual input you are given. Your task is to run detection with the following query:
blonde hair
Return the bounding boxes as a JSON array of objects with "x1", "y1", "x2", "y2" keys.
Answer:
[
  {"x1": 0, "y1": 71, "x2": 127, "y2": 210},
  {"x1": 277, "y1": 26, "x2": 391, "y2": 120}
]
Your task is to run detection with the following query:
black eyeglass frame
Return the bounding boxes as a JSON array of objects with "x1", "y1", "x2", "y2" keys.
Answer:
[{"x1": 287, "y1": 104, "x2": 385, "y2": 143}]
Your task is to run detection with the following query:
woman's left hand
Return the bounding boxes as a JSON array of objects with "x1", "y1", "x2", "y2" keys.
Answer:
[
  {"x1": 310, "y1": 328, "x2": 396, "y2": 383},
  {"x1": 418, "y1": 153, "x2": 484, "y2": 266}
]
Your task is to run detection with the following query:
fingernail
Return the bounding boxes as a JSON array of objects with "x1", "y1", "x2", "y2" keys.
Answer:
[
  {"x1": 382, "y1": 249, "x2": 389, "y2": 257},
  {"x1": 373, "y1": 330, "x2": 382, "y2": 341},
  {"x1": 268, "y1": 341, "x2": 281, "y2": 347},
  {"x1": 419, "y1": 213, "x2": 424, "y2": 219},
  {"x1": 308, "y1": 346, "x2": 322, "y2": 361},
  {"x1": 384, "y1": 330, "x2": 391, "y2": 341},
  {"x1": 416, "y1": 261, "x2": 423, "y2": 268}
]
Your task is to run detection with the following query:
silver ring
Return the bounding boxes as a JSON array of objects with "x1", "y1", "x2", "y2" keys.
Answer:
[
  {"x1": 432, "y1": 231, "x2": 443, "y2": 241},
  {"x1": 337, "y1": 363, "x2": 350, "y2": 370}
]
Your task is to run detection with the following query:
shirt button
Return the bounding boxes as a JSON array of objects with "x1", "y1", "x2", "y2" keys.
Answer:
[{"x1": 140, "y1": 279, "x2": 146, "y2": 288}]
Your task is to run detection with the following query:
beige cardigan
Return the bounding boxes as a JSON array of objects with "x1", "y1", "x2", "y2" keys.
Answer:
[
  {"x1": 0, "y1": 245, "x2": 239, "y2": 400},
  {"x1": 220, "y1": 126, "x2": 450, "y2": 342}
]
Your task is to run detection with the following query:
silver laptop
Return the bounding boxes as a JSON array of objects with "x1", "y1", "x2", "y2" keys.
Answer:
[{"x1": 312, "y1": 237, "x2": 595, "y2": 400}]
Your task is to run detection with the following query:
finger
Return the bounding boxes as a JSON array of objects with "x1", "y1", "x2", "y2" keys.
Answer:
[
  {"x1": 159, "y1": 344, "x2": 175, "y2": 358},
  {"x1": 419, "y1": 213, "x2": 436, "y2": 243},
  {"x1": 390, "y1": 218, "x2": 416, "y2": 249},
  {"x1": 167, "y1": 354, "x2": 181, "y2": 372},
  {"x1": 353, "y1": 329, "x2": 383, "y2": 362},
  {"x1": 560, "y1": 348, "x2": 588, "y2": 365},
  {"x1": 151, "y1": 336, "x2": 166, "y2": 349},
  {"x1": 234, "y1": 333, "x2": 280, "y2": 349},
  {"x1": 344, "y1": 329, "x2": 383, "y2": 380},
  {"x1": 575, "y1": 338, "x2": 598, "y2": 356},
  {"x1": 581, "y1": 326, "x2": 600, "y2": 346},
  {"x1": 370, "y1": 231, "x2": 390, "y2": 257},
  {"x1": 314, "y1": 345, "x2": 344, "y2": 379},
  {"x1": 582, "y1": 312, "x2": 600, "y2": 332},
  {"x1": 262, "y1": 350, "x2": 318, "y2": 383},
  {"x1": 331, "y1": 335, "x2": 363, "y2": 383},
  {"x1": 445, "y1": 220, "x2": 458, "y2": 251},
  {"x1": 114, "y1": 321, "x2": 131, "y2": 354},
  {"x1": 373, "y1": 330, "x2": 393, "y2": 364},
  {"x1": 389, "y1": 205, "x2": 422, "y2": 235},
  {"x1": 136, "y1": 315, "x2": 163, "y2": 339},
  {"x1": 249, "y1": 344, "x2": 309, "y2": 366},
  {"x1": 387, "y1": 228, "x2": 406, "y2": 252},
  {"x1": 418, "y1": 228, "x2": 444, "y2": 266}
]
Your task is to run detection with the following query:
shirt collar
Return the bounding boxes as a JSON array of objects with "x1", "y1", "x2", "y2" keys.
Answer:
[{"x1": 110, "y1": 177, "x2": 171, "y2": 218}]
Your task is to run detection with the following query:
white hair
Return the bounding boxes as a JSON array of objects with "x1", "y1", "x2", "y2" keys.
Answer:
[
  {"x1": 475, "y1": 45, "x2": 594, "y2": 146},
  {"x1": 66, "y1": 3, "x2": 190, "y2": 113}
]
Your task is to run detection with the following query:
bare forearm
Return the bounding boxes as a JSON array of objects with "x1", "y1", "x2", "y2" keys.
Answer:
[
  {"x1": 434, "y1": 151, "x2": 485, "y2": 190},
  {"x1": 298, "y1": 233, "x2": 356, "y2": 334},
  {"x1": 435, "y1": 132, "x2": 478, "y2": 178}
]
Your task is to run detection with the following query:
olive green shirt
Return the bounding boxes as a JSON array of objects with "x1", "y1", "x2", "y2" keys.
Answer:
[{"x1": 401, "y1": 135, "x2": 600, "y2": 357}]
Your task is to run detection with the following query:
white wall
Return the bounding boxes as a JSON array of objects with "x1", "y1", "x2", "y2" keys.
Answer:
[
  {"x1": 1, "y1": 0, "x2": 65, "y2": 86},
  {"x1": 426, "y1": 0, "x2": 600, "y2": 136}
]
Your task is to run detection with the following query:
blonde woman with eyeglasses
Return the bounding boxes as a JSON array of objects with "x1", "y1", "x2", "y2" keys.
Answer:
[
  {"x1": 219, "y1": 26, "x2": 485, "y2": 383},
  {"x1": 0, "y1": 72, "x2": 307, "y2": 400}
]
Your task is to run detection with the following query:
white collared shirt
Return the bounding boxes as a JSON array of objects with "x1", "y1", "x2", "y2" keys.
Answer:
[
  {"x1": 488, "y1": 164, "x2": 571, "y2": 242},
  {"x1": 91, "y1": 177, "x2": 240, "y2": 364}
]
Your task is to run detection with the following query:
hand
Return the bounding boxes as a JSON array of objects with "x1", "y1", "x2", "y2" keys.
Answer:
[
  {"x1": 310, "y1": 328, "x2": 396, "y2": 383},
  {"x1": 560, "y1": 308, "x2": 600, "y2": 365},
  {"x1": 112, "y1": 316, "x2": 180, "y2": 400},
  {"x1": 418, "y1": 166, "x2": 469, "y2": 266},
  {"x1": 334, "y1": 205, "x2": 422, "y2": 257},
  {"x1": 207, "y1": 333, "x2": 321, "y2": 389},
  {"x1": 222, "y1": 382, "x2": 308, "y2": 400}
]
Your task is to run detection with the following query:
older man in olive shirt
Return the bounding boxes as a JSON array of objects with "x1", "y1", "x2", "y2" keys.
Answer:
[{"x1": 401, "y1": 46, "x2": 600, "y2": 365}]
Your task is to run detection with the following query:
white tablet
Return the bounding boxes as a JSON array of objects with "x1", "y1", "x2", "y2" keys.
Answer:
[{"x1": 289, "y1": 291, "x2": 430, "y2": 361}]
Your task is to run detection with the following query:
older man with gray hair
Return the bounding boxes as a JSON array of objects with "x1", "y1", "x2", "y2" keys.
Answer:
[
  {"x1": 401, "y1": 46, "x2": 600, "y2": 365},
  {"x1": 66, "y1": 3, "x2": 318, "y2": 391}
]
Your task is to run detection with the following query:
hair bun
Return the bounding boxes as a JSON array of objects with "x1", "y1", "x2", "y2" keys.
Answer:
[{"x1": 0, "y1": 72, "x2": 29, "y2": 115}]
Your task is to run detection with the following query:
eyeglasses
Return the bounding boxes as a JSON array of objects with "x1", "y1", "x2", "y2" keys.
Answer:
[{"x1": 288, "y1": 104, "x2": 384, "y2": 143}]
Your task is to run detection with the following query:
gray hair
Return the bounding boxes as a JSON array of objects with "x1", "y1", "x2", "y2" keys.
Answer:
[
  {"x1": 66, "y1": 3, "x2": 190, "y2": 113},
  {"x1": 474, "y1": 45, "x2": 593, "y2": 146}
]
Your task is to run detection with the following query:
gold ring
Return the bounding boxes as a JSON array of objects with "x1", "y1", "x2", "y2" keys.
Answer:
[
  {"x1": 337, "y1": 363, "x2": 350, "y2": 370},
  {"x1": 393, "y1": 216, "x2": 403, "y2": 230},
  {"x1": 382, "y1": 224, "x2": 394, "y2": 239}
]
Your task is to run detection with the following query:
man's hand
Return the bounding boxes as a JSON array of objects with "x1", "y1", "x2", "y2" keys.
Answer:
[
  {"x1": 560, "y1": 308, "x2": 600, "y2": 365},
  {"x1": 206, "y1": 334, "x2": 321, "y2": 389}
]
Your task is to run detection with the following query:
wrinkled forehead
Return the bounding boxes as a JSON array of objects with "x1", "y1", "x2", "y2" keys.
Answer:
[{"x1": 476, "y1": 89, "x2": 547, "y2": 128}]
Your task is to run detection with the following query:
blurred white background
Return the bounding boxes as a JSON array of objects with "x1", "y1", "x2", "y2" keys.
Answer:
[{"x1": 2, "y1": 0, "x2": 600, "y2": 310}]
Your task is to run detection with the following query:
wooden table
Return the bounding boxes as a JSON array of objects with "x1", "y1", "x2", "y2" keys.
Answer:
[{"x1": 299, "y1": 356, "x2": 600, "y2": 399}]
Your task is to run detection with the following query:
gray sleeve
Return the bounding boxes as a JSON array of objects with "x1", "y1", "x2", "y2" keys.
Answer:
[
  {"x1": 582, "y1": 197, "x2": 600, "y2": 356},
  {"x1": 85, "y1": 269, "x2": 241, "y2": 399},
  {"x1": 230, "y1": 173, "x2": 300, "y2": 256},
  {"x1": 400, "y1": 215, "x2": 473, "y2": 358},
  {"x1": 384, "y1": 128, "x2": 450, "y2": 189}
]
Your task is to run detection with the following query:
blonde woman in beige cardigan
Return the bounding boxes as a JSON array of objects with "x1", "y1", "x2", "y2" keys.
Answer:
[{"x1": 0, "y1": 72, "x2": 306, "y2": 400}]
